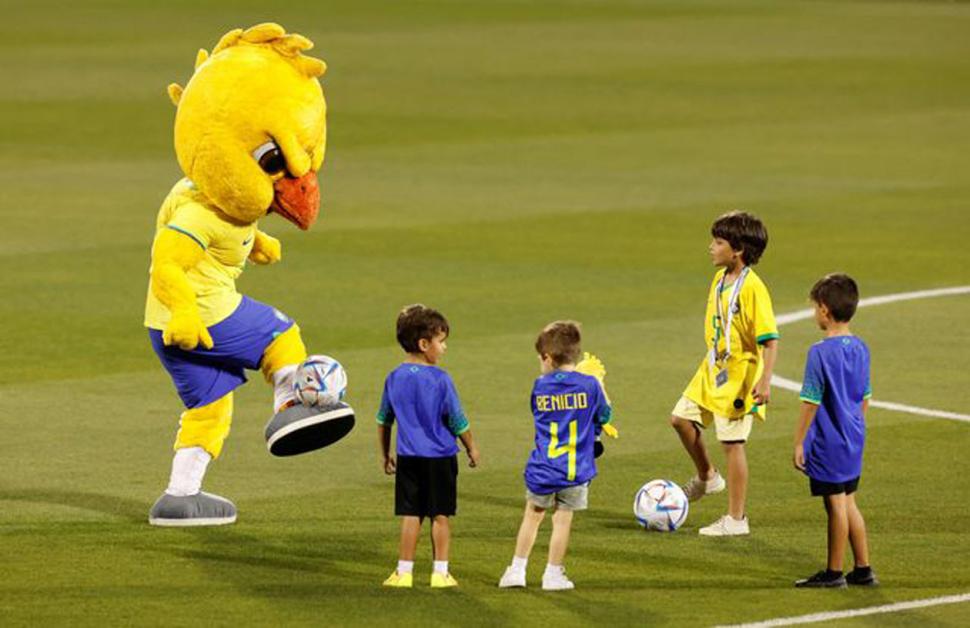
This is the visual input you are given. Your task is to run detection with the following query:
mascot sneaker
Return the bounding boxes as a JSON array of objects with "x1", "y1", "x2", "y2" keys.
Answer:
[
  {"x1": 265, "y1": 401, "x2": 355, "y2": 457},
  {"x1": 148, "y1": 492, "x2": 237, "y2": 527},
  {"x1": 698, "y1": 514, "x2": 749, "y2": 536}
]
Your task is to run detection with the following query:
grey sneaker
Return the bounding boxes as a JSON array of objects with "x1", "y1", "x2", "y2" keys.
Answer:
[
  {"x1": 683, "y1": 471, "x2": 726, "y2": 502},
  {"x1": 148, "y1": 492, "x2": 237, "y2": 527}
]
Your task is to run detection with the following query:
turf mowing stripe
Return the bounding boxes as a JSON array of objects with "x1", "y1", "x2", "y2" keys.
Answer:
[
  {"x1": 714, "y1": 592, "x2": 970, "y2": 627},
  {"x1": 772, "y1": 285, "x2": 970, "y2": 423}
]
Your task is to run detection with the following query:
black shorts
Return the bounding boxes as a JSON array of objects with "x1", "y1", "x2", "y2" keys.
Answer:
[
  {"x1": 811, "y1": 476, "x2": 860, "y2": 497},
  {"x1": 395, "y1": 455, "x2": 458, "y2": 517}
]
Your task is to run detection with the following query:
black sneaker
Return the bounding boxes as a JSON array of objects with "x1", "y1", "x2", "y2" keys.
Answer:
[
  {"x1": 846, "y1": 567, "x2": 879, "y2": 587},
  {"x1": 795, "y1": 570, "x2": 847, "y2": 588}
]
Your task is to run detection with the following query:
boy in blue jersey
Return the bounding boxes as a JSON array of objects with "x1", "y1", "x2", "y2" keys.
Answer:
[
  {"x1": 499, "y1": 321, "x2": 614, "y2": 591},
  {"x1": 793, "y1": 274, "x2": 877, "y2": 588},
  {"x1": 378, "y1": 305, "x2": 481, "y2": 589}
]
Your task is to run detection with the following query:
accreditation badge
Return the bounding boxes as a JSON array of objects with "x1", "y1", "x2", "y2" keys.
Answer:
[{"x1": 715, "y1": 369, "x2": 728, "y2": 388}]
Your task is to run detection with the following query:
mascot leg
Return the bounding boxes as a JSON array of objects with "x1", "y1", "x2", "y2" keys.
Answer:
[
  {"x1": 261, "y1": 324, "x2": 357, "y2": 457},
  {"x1": 148, "y1": 393, "x2": 237, "y2": 527},
  {"x1": 261, "y1": 324, "x2": 308, "y2": 412}
]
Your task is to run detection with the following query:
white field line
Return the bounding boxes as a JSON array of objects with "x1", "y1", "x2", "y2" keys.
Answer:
[
  {"x1": 714, "y1": 592, "x2": 970, "y2": 628},
  {"x1": 773, "y1": 285, "x2": 970, "y2": 423}
]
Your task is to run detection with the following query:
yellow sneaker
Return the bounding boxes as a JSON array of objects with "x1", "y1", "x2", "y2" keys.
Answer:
[
  {"x1": 383, "y1": 571, "x2": 413, "y2": 588},
  {"x1": 430, "y1": 572, "x2": 458, "y2": 588}
]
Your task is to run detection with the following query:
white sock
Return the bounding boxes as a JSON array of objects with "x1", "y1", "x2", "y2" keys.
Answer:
[
  {"x1": 511, "y1": 556, "x2": 528, "y2": 572},
  {"x1": 165, "y1": 446, "x2": 211, "y2": 496},
  {"x1": 397, "y1": 560, "x2": 414, "y2": 575},
  {"x1": 433, "y1": 560, "x2": 448, "y2": 575},
  {"x1": 544, "y1": 563, "x2": 564, "y2": 577},
  {"x1": 273, "y1": 365, "x2": 299, "y2": 412}
]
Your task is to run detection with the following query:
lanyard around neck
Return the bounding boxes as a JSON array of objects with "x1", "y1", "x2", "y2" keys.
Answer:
[{"x1": 710, "y1": 267, "x2": 750, "y2": 367}]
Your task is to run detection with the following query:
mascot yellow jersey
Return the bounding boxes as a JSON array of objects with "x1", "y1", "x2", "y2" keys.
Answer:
[{"x1": 144, "y1": 180, "x2": 256, "y2": 329}]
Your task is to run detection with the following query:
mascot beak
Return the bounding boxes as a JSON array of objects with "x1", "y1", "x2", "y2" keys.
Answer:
[{"x1": 270, "y1": 172, "x2": 320, "y2": 230}]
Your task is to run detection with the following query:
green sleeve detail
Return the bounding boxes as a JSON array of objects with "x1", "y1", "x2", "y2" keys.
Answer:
[
  {"x1": 863, "y1": 392, "x2": 872, "y2": 400},
  {"x1": 447, "y1": 413, "x2": 469, "y2": 436},
  {"x1": 376, "y1": 411, "x2": 392, "y2": 426},
  {"x1": 799, "y1": 395, "x2": 822, "y2": 405},
  {"x1": 597, "y1": 404, "x2": 614, "y2": 425},
  {"x1": 166, "y1": 224, "x2": 206, "y2": 250},
  {"x1": 757, "y1": 332, "x2": 780, "y2": 345}
]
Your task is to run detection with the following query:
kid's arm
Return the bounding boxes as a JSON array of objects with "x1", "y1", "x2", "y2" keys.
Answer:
[
  {"x1": 248, "y1": 229, "x2": 282, "y2": 265},
  {"x1": 151, "y1": 228, "x2": 213, "y2": 350},
  {"x1": 458, "y1": 430, "x2": 480, "y2": 468},
  {"x1": 792, "y1": 401, "x2": 819, "y2": 471},
  {"x1": 753, "y1": 339, "x2": 778, "y2": 405},
  {"x1": 862, "y1": 399, "x2": 869, "y2": 417},
  {"x1": 377, "y1": 423, "x2": 395, "y2": 474}
]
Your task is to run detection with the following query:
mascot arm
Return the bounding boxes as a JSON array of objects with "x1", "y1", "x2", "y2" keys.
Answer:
[
  {"x1": 151, "y1": 228, "x2": 214, "y2": 350},
  {"x1": 248, "y1": 229, "x2": 282, "y2": 265}
]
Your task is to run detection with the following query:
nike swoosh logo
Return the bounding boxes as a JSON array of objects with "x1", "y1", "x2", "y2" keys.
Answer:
[{"x1": 242, "y1": 237, "x2": 253, "y2": 245}]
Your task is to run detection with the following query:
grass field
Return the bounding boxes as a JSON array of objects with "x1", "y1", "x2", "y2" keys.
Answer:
[{"x1": 2, "y1": 1, "x2": 969, "y2": 625}]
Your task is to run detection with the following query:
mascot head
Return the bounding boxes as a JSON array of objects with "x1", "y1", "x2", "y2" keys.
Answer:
[{"x1": 168, "y1": 23, "x2": 327, "y2": 229}]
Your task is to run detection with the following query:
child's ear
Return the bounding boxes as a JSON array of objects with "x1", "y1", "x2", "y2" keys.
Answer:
[{"x1": 418, "y1": 337, "x2": 431, "y2": 352}]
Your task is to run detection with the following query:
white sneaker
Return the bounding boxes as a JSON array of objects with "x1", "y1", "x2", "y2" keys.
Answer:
[
  {"x1": 682, "y1": 471, "x2": 726, "y2": 502},
  {"x1": 699, "y1": 514, "x2": 749, "y2": 536},
  {"x1": 498, "y1": 567, "x2": 526, "y2": 588},
  {"x1": 542, "y1": 566, "x2": 575, "y2": 591}
]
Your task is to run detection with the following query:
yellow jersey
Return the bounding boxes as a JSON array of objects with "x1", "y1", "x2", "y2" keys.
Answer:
[
  {"x1": 683, "y1": 267, "x2": 779, "y2": 419},
  {"x1": 144, "y1": 179, "x2": 256, "y2": 329}
]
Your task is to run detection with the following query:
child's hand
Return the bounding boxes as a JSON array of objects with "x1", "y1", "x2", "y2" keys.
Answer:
[
  {"x1": 753, "y1": 376, "x2": 771, "y2": 406},
  {"x1": 466, "y1": 445, "x2": 481, "y2": 468},
  {"x1": 383, "y1": 455, "x2": 396, "y2": 475},
  {"x1": 793, "y1": 444, "x2": 805, "y2": 471}
]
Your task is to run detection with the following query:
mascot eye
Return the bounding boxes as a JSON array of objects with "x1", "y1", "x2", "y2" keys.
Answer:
[{"x1": 252, "y1": 141, "x2": 287, "y2": 175}]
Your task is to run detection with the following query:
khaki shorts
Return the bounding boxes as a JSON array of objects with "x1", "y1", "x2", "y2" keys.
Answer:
[
  {"x1": 672, "y1": 396, "x2": 753, "y2": 442},
  {"x1": 526, "y1": 482, "x2": 589, "y2": 511}
]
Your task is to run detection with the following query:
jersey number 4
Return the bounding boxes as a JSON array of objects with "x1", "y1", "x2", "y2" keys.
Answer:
[{"x1": 547, "y1": 420, "x2": 578, "y2": 481}]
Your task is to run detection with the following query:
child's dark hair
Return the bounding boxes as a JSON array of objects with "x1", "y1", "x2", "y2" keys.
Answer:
[
  {"x1": 535, "y1": 320, "x2": 582, "y2": 367},
  {"x1": 711, "y1": 210, "x2": 768, "y2": 265},
  {"x1": 396, "y1": 304, "x2": 449, "y2": 353},
  {"x1": 810, "y1": 274, "x2": 859, "y2": 322}
]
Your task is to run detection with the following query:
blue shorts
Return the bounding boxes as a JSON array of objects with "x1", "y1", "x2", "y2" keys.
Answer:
[{"x1": 149, "y1": 296, "x2": 295, "y2": 409}]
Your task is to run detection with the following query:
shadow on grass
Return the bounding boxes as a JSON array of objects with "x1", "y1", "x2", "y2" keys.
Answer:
[{"x1": 0, "y1": 489, "x2": 145, "y2": 522}]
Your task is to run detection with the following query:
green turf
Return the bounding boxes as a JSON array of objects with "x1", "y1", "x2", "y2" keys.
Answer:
[{"x1": 2, "y1": 0, "x2": 969, "y2": 625}]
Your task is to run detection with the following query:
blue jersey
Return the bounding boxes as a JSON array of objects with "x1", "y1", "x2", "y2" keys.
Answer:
[
  {"x1": 799, "y1": 336, "x2": 872, "y2": 483},
  {"x1": 524, "y1": 370, "x2": 613, "y2": 494},
  {"x1": 376, "y1": 364, "x2": 469, "y2": 458}
]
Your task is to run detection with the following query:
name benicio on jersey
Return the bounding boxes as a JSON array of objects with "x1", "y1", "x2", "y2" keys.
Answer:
[{"x1": 535, "y1": 392, "x2": 589, "y2": 412}]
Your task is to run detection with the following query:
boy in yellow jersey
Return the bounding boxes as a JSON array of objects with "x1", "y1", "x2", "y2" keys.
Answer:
[{"x1": 670, "y1": 211, "x2": 779, "y2": 536}]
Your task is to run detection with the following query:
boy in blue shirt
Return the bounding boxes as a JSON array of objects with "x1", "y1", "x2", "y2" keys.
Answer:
[
  {"x1": 498, "y1": 321, "x2": 615, "y2": 591},
  {"x1": 793, "y1": 274, "x2": 877, "y2": 588},
  {"x1": 378, "y1": 305, "x2": 481, "y2": 589}
]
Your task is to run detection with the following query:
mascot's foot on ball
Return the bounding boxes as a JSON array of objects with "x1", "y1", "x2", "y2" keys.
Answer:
[
  {"x1": 265, "y1": 401, "x2": 356, "y2": 457},
  {"x1": 149, "y1": 492, "x2": 237, "y2": 527}
]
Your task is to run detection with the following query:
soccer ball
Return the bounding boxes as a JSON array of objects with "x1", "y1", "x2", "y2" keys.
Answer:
[
  {"x1": 293, "y1": 355, "x2": 348, "y2": 407},
  {"x1": 633, "y1": 479, "x2": 689, "y2": 531}
]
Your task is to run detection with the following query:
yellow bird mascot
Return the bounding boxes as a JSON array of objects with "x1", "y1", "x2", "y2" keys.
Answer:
[{"x1": 146, "y1": 24, "x2": 353, "y2": 526}]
